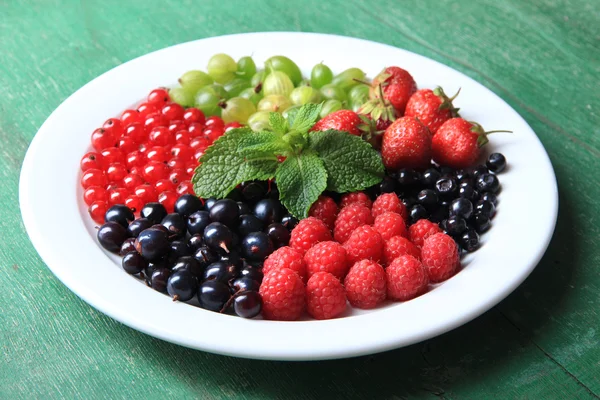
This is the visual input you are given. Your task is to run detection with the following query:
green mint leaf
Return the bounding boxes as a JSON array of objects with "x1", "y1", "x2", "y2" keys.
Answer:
[
  {"x1": 192, "y1": 128, "x2": 282, "y2": 198},
  {"x1": 291, "y1": 103, "x2": 323, "y2": 134},
  {"x1": 308, "y1": 130, "x2": 384, "y2": 192},
  {"x1": 275, "y1": 151, "x2": 327, "y2": 219},
  {"x1": 269, "y1": 112, "x2": 288, "y2": 136}
]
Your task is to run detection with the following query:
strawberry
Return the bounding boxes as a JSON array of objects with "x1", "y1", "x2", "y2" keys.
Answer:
[
  {"x1": 432, "y1": 118, "x2": 509, "y2": 169},
  {"x1": 311, "y1": 109, "x2": 362, "y2": 136},
  {"x1": 405, "y1": 87, "x2": 460, "y2": 134},
  {"x1": 370, "y1": 67, "x2": 417, "y2": 115},
  {"x1": 381, "y1": 116, "x2": 432, "y2": 171}
]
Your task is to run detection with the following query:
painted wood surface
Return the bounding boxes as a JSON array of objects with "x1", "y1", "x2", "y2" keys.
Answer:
[{"x1": 1, "y1": 0, "x2": 598, "y2": 398}]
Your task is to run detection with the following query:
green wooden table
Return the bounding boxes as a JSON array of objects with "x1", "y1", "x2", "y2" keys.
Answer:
[{"x1": 2, "y1": 0, "x2": 599, "y2": 398}]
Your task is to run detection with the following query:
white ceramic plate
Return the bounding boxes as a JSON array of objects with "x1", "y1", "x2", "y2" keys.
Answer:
[{"x1": 20, "y1": 32, "x2": 558, "y2": 361}]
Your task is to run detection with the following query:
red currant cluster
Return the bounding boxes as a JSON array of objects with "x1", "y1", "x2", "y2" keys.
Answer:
[{"x1": 80, "y1": 88, "x2": 242, "y2": 224}]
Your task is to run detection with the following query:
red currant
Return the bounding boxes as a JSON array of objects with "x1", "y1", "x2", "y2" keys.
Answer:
[
  {"x1": 169, "y1": 169, "x2": 187, "y2": 185},
  {"x1": 134, "y1": 184, "x2": 157, "y2": 204},
  {"x1": 142, "y1": 161, "x2": 169, "y2": 183},
  {"x1": 124, "y1": 123, "x2": 146, "y2": 144},
  {"x1": 183, "y1": 107, "x2": 206, "y2": 126},
  {"x1": 161, "y1": 103, "x2": 185, "y2": 121},
  {"x1": 188, "y1": 122, "x2": 204, "y2": 138},
  {"x1": 101, "y1": 147, "x2": 125, "y2": 166},
  {"x1": 138, "y1": 143, "x2": 149, "y2": 154},
  {"x1": 148, "y1": 126, "x2": 174, "y2": 147},
  {"x1": 83, "y1": 186, "x2": 108, "y2": 206},
  {"x1": 106, "y1": 163, "x2": 128, "y2": 183},
  {"x1": 167, "y1": 120, "x2": 186, "y2": 135},
  {"x1": 121, "y1": 109, "x2": 142, "y2": 126},
  {"x1": 109, "y1": 188, "x2": 130, "y2": 205},
  {"x1": 103, "y1": 118, "x2": 123, "y2": 137},
  {"x1": 81, "y1": 168, "x2": 107, "y2": 188},
  {"x1": 80, "y1": 152, "x2": 104, "y2": 172},
  {"x1": 194, "y1": 149, "x2": 206, "y2": 161},
  {"x1": 158, "y1": 191, "x2": 178, "y2": 213},
  {"x1": 224, "y1": 121, "x2": 243, "y2": 132},
  {"x1": 126, "y1": 150, "x2": 145, "y2": 170},
  {"x1": 146, "y1": 146, "x2": 170, "y2": 163},
  {"x1": 176, "y1": 180, "x2": 194, "y2": 195},
  {"x1": 88, "y1": 201, "x2": 108, "y2": 224},
  {"x1": 167, "y1": 158, "x2": 186, "y2": 170},
  {"x1": 123, "y1": 173, "x2": 144, "y2": 190},
  {"x1": 144, "y1": 113, "x2": 168, "y2": 133},
  {"x1": 130, "y1": 166, "x2": 142, "y2": 176},
  {"x1": 190, "y1": 136, "x2": 210, "y2": 150},
  {"x1": 154, "y1": 179, "x2": 175, "y2": 193},
  {"x1": 147, "y1": 88, "x2": 170, "y2": 106},
  {"x1": 125, "y1": 195, "x2": 144, "y2": 214},
  {"x1": 136, "y1": 102, "x2": 158, "y2": 118},
  {"x1": 117, "y1": 137, "x2": 137, "y2": 154},
  {"x1": 185, "y1": 163, "x2": 197, "y2": 176},
  {"x1": 174, "y1": 130, "x2": 191, "y2": 145},
  {"x1": 91, "y1": 128, "x2": 116, "y2": 151},
  {"x1": 205, "y1": 116, "x2": 225, "y2": 131},
  {"x1": 170, "y1": 144, "x2": 193, "y2": 161}
]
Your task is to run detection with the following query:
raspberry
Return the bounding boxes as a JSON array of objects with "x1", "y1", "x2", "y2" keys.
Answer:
[
  {"x1": 421, "y1": 233, "x2": 460, "y2": 282},
  {"x1": 386, "y1": 255, "x2": 429, "y2": 301},
  {"x1": 383, "y1": 235, "x2": 421, "y2": 265},
  {"x1": 259, "y1": 268, "x2": 306, "y2": 320},
  {"x1": 372, "y1": 193, "x2": 408, "y2": 221},
  {"x1": 339, "y1": 191, "x2": 373, "y2": 209},
  {"x1": 306, "y1": 272, "x2": 347, "y2": 319},
  {"x1": 289, "y1": 217, "x2": 332, "y2": 254},
  {"x1": 308, "y1": 195, "x2": 338, "y2": 230},
  {"x1": 374, "y1": 212, "x2": 408, "y2": 241},
  {"x1": 344, "y1": 260, "x2": 387, "y2": 309},
  {"x1": 263, "y1": 246, "x2": 307, "y2": 283},
  {"x1": 333, "y1": 204, "x2": 374, "y2": 243},
  {"x1": 409, "y1": 219, "x2": 442, "y2": 248},
  {"x1": 343, "y1": 225, "x2": 384, "y2": 264},
  {"x1": 304, "y1": 241, "x2": 349, "y2": 280}
]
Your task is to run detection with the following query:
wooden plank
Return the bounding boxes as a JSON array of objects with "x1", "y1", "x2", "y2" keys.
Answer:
[{"x1": 0, "y1": 0, "x2": 598, "y2": 398}]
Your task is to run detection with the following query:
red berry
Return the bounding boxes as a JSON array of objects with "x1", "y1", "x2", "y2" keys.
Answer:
[
  {"x1": 108, "y1": 188, "x2": 129, "y2": 205},
  {"x1": 80, "y1": 152, "x2": 104, "y2": 172},
  {"x1": 224, "y1": 122, "x2": 243, "y2": 132},
  {"x1": 167, "y1": 158, "x2": 186, "y2": 170},
  {"x1": 142, "y1": 161, "x2": 170, "y2": 183},
  {"x1": 259, "y1": 268, "x2": 305, "y2": 321},
  {"x1": 193, "y1": 149, "x2": 206, "y2": 162},
  {"x1": 176, "y1": 180, "x2": 194, "y2": 195},
  {"x1": 138, "y1": 143, "x2": 148, "y2": 153},
  {"x1": 185, "y1": 164, "x2": 197, "y2": 177},
  {"x1": 136, "y1": 102, "x2": 158, "y2": 118},
  {"x1": 386, "y1": 255, "x2": 429, "y2": 301},
  {"x1": 170, "y1": 144, "x2": 193, "y2": 161},
  {"x1": 102, "y1": 118, "x2": 123, "y2": 137},
  {"x1": 174, "y1": 130, "x2": 191, "y2": 145},
  {"x1": 121, "y1": 109, "x2": 142, "y2": 126},
  {"x1": 381, "y1": 116, "x2": 432, "y2": 171},
  {"x1": 106, "y1": 163, "x2": 128, "y2": 183},
  {"x1": 308, "y1": 195, "x2": 338, "y2": 230},
  {"x1": 333, "y1": 203, "x2": 373, "y2": 244},
  {"x1": 154, "y1": 179, "x2": 175, "y2": 193},
  {"x1": 125, "y1": 151, "x2": 145, "y2": 170},
  {"x1": 306, "y1": 272, "x2": 347, "y2": 320},
  {"x1": 88, "y1": 201, "x2": 108, "y2": 224},
  {"x1": 123, "y1": 173, "x2": 144, "y2": 190},
  {"x1": 147, "y1": 88, "x2": 170, "y2": 106},
  {"x1": 408, "y1": 219, "x2": 442, "y2": 248},
  {"x1": 203, "y1": 128, "x2": 224, "y2": 143},
  {"x1": 289, "y1": 217, "x2": 332, "y2": 254},
  {"x1": 91, "y1": 128, "x2": 115, "y2": 151},
  {"x1": 372, "y1": 66, "x2": 417, "y2": 114},
  {"x1": 405, "y1": 88, "x2": 458, "y2": 134},
  {"x1": 125, "y1": 195, "x2": 144, "y2": 214},
  {"x1": 129, "y1": 166, "x2": 141, "y2": 176},
  {"x1": 123, "y1": 122, "x2": 146, "y2": 144},
  {"x1": 83, "y1": 186, "x2": 108, "y2": 206},
  {"x1": 167, "y1": 120, "x2": 186, "y2": 135},
  {"x1": 383, "y1": 235, "x2": 421, "y2": 266},
  {"x1": 169, "y1": 169, "x2": 187, "y2": 185},
  {"x1": 344, "y1": 260, "x2": 387, "y2": 309},
  {"x1": 339, "y1": 191, "x2": 372, "y2": 209},
  {"x1": 205, "y1": 116, "x2": 224, "y2": 131},
  {"x1": 190, "y1": 136, "x2": 211, "y2": 150},
  {"x1": 146, "y1": 146, "x2": 170, "y2": 163},
  {"x1": 117, "y1": 137, "x2": 137, "y2": 154},
  {"x1": 304, "y1": 241, "x2": 348, "y2": 280},
  {"x1": 263, "y1": 246, "x2": 307, "y2": 283},
  {"x1": 372, "y1": 192, "x2": 408, "y2": 221},
  {"x1": 144, "y1": 113, "x2": 169, "y2": 133},
  {"x1": 374, "y1": 212, "x2": 408, "y2": 241},
  {"x1": 188, "y1": 122, "x2": 205, "y2": 138},
  {"x1": 134, "y1": 184, "x2": 157, "y2": 204},
  {"x1": 161, "y1": 102, "x2": 184, "y2": 121},
  {"x1": 432, "y1": 118, "x2": 491, "y2": 169},
  {"x1": 148, "y1": 126, "x2": 174, "y2": 147},
  {"x1": 421, "y1": 233, "x2": 460, "y2": 283},
  {"x1": 157, "y1": 190, "x2": 178, "y2": 213},
  {"x1": 100, "y1": 147, "x2": 124, "y2": 166},
  {"x1": 343, "y1": 225, "x2": 384, "y2": 264},
  {"x1": 81, "y1": 168, "x2": 106, "y2": 188},
  {"x1": 310, "y1": 109, "x2": 362, "y2": 136},
  {"x1": 183, "y1": 108, "x2": 206, "y2": 126}
]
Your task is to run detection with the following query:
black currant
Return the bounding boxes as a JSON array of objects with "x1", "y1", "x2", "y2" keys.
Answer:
[
  {"x1": 150, "y1": 268, "x2": 171, "y2": 293},
  {"x1": 421, "y1": 168, "x2": 441, "y2": 187},
  {"x1": 220, "y1": 250, "x2": 243, "y2": 268},
  {"x1": 204, "y1": 198, "x2": 217, "y2": 211},
  {"x1": 197, "y1": 280, "x2": 231, "y2": 312},
  {"x1": 193, "y1": 245, "x2": 220, "y2": 268},
  {"x1": 168, "y1": 240, "x2": 192, "y2": 263},
  {"x1": 460, "y1": 229, "x2": 480, "y2": 252},
  {"x1": 161, "y1": 213, "x2": 187, "y2": 239},
  {"x1": 140, "y1": 202, "x2": 168, "y2": 225},
  {"x1": 237, "y1": 202, "x2": 251, "y2": 216},
  {"x1": 266, "y1": 223, "x2": 290, "y2": 248},
  {"x1": 230, "y1": 276, "x2": 260, "y2": 293},
  {"x1": 480, "y1": 192, "x2": 498, "y2": 206},
  {"x1": 233, "y1": 291, "x2": 262, "y2": 318},
  {"x1": 449, "y1": 198, "x2": 474, "y2": 220},
  {"x1": 135, "y1": 228, "x2": 170, "y2": 261},
  {"x1": 409, "y1": 204, "x2": 428, "y2": 224},
  {"x1": 187, "y1": 234, "x2": 205, "y2": 251},
  {"x1": 209, "y1": 199, "x2": 240, "y2": 228},
  {"x1": 238, "y1": 214, "x2": 265, "y2": 237},
  {"x1": 203, "y1": 261, "x2": 237, "y2": 283},
  {"x1": 417, "y1": 189, "x2": 438, "y2": 209},
  {"x1": 122, "y1": 251, "x2": 148, "y2": 275},
  {"x1": 458, "y1": 182, "x2": 478, "y2": 202},
  {"x1": 174, "y1": 194, "x2": 203, "y2": 217},
  {"x1": 172, "y1": 256, "x2": 203, "y2": 279},
  {"x1": 241, "y1": 181, "x2": 267, "y2": 203},
  {"x1": 187, "y1": 210, "x2": 211, "y2": 236},
  {"x1": 104, "y1": 204, "x2": 135, "y2": 228},
  {"x1": 239, "y1": 266, "x2": 264, "y2": 283},
  {"x1": 280, "y1": 214, "x2": 299, "y2": 230},
  {"x1": 446, "y1": 216, "x2": 468, "y2": 236},
  {"x1": 97, "y1": 222, "x2": 128, "y2": 253},
  {"x1": 226, "y1": 188, "x2": 242, "y2": 202},
  {"x1": 476, "y1": 173, "x2": 500, "y2": 194},
  {"x1": 166, "y1": 270, "x2": 198, "y2": 302},
  {"x1": 473, "y1": 212, "x2": 491, "y2": 233},
  {"x1": 253, "y1": 199, "x2": 284, "y2": 224},
  {"x1": 396, "y1": 168, "x2": 419, "y2": 186},
  {"x1": 486, "y1": 153, "x2": 506, "y2": 173},
  {"x1": 204, "y1": 222, "x2": 233, "y2": 253},
  {"x1": 119, "y1": 237, "x2": 137, "y2": 256},
  {"x1": 475, "y1": 199, "x2": 496, "y2": 218},
  {"x1": 127, "y1": 218, "x2": 153, "y2": 238},
  {"x1": 241, "y1": 232, "x2": 274, "y2": 261}
]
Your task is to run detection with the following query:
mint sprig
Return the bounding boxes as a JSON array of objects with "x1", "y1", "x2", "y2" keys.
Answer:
[{"x1": 192, "y1": 103, "x2": 384, "y2": 218}]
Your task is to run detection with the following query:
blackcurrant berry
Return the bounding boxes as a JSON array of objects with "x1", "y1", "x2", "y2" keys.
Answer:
[
  {"x1": 204, "y1": 222, "x2": 233, "y2": 253},
  {"x1": 97, "y1": 222, "x2": 128, "y2": 253},
  {"x1": 409, "y1": 204, "x2": 428, "y2": 224},
  {"x1": 187, "y1": 210, "x2": 211, "y2": 235},
  {"x1": 150, "y1": 268, "x2": 171, "y2": 293},
  {"x1": 475, "y1": 199, "x2": 496, "y2": 218},
  {"x1": 230, "y1": 276, "x2": 260, "y2": 293},
  {"x1": 203, "y1": 261, "x2": 237, "y2": 283},
  {"x1": 449, "y1": 198, "x2": 474, "y2": 220},
  {"x1": 122, "y1": 251, "x2": 148, "y2": 275},
  {"x1": 204, "y1": 197, "x2": 217, "y2": 211},
  {"x1": 198, "y1": 280, "x2": 231, "y2": 312},
  {"x1": 160, "y1": 213, "x2": 187, "y2": 239},
  {"x1": 458, "y1": 182, "x2": 478, "y2": 202},
  {"x1": 233, "y1": 291, "x2": 262, "y2": 318},
  {"x1": 379, "y1": 176, "x2": 397, "y2": 193},
  {"x1": 127, "y1": 218, "x2": 153, "y2": 238},
  {"x1": 480, "y1": 192, "x2": 498, "y2": 206},
  {"x1": 174, "y1": 194, "x2": 203, "y2": 217},
  {"x1": 172, "y1": 256, "x2": 203, "y2": 278},
  {"x1": 253, "y1": 199, "x2": 284, "y2": 224},
  {"x1": 241, "y1": 181, "x2": 267, "y2": 203},
  {"x1": 280, "y1": 214, "x2": 298, "y2": 230},
  {"x1": 238, "y1": 214, "x2": 265, "y2": 237},
  {"x1": 150, "y1": 224, "x2": 169, "y2": 233},
  {"x1": 187, "y1": 234, "x2": 204, "y2": 251},
  {"x1": 417, "y1": 189, "x2": 438, "y2": 209},
  {"x1": 237, "y1": 202, "x2": 251, "y2": 216},
  {"x1": 239, "y1": 266, "x2": 264, "y2": 283},
  {"x1": 167, "y1": 270, "x2": 198, "y2": 302},
  {"x1": 140, "y1": 202, "x2": 168, "y2": 225},
  {"x1": 220, "y1": 250, "x2": 243, "y2": 268},
  {"x1": 194, "y1": 245, "x2": 220, "y2": 268},
  {"x1": 166, "y1": 239, "x2": 192, "y2": 264},
  {"x1": 266, "y1": 223, "x2": 290, "y2": 248},
  {"x1": 226, "y1": 188, "x2": 242, "y2": 202},
  {"x1": 486, "y1": 153, "x2": 506, "y2": 173},
  {"x1": 476, "y1": 173, "x2": 500, "y2": 194},
  {"x1": 460, "y1": 229, "x2": 480, "y2": 252},
  {"x1": 104, "y1": 204, "x2": 135, "y2": 228},
  {"x1": 396, "y1": 168, "x2": 419, "y2": 186},
  {"x1": 474, "y1": 212, "x2": 491, "y2": 233},
  {"x1": 241, "y1": 232, "x2": 274, "y2": 261},
  {"x1": 209, "y1": 199, "x2": 240, "y2": 228},
  {"x1": 402, "y1": 196, "x2": 418, "y2": 209},
  {"x1": 446, "y1": 216, "x2": 468, "y2": 236},
  {"x1": 119, "y1": 237, "x2": 137, "y2": 256},
  {"x1": 135, "y1": 228, "x2": 170, "y2": 261}
]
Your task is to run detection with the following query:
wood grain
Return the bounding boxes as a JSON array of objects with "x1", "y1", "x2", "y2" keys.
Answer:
[{"x1": 1, "y1": 0, "x2": 599, "y2": 398}]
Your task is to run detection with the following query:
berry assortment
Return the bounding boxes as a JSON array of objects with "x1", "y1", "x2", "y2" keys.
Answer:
[{"x1": 81, "y1": 53, "x2": 509, "y2": 321}]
